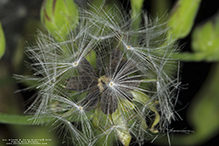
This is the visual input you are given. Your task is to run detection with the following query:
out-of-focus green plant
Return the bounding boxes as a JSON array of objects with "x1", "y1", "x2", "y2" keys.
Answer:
[
  {"x1": 0, "y1": 113, "x2": 51, "y2": 125},
  {"x1": 191, "y1": 13, "x2": 219, "y2": 61},
  {"x1": 40, "y1": 0, "x2": 79, "y2": 41},
  {"x1": 130, "y1": 0, "x2": 144, "y2": 29},
  {"x1": 172, "y1": 10, "x2": 219, "y2": 61},
  {"x1": 158, "y1": 62, "x2": 219, "y2": 146},
  {"x1": 1, "y1": 0, "x2": 219, "y2": 146},
  {"x1": 193, "y1": 16, "x2": 219, "y2": 53},
  {"x1": 167, "y1": 0, "x2": 201, "y2": 40},
  {"x1": 0, "y1": 22, "x2": 5, "y2": 59},
  {"x1": 187, "y1": 63, "x2": 219, "y2": 145}
]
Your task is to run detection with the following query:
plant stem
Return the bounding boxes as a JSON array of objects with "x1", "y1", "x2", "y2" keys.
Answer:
[{"x1": 0, "y1": 113, "x2": 50, "y2": 125}]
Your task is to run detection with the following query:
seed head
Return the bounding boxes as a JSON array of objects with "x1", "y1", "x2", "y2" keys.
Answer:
[{"x1": 17, "y1": 5, "x2": 181, "y2": 146}]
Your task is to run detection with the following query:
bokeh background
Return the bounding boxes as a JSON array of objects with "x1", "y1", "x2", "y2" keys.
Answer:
[{"x1": 0, "y1": 0, "x2": 219, "y2": 146}]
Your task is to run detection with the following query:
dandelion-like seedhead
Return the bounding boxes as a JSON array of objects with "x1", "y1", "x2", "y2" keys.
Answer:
[{"x1": 17, "y1": 5, "x2": 180, "y2": 146}]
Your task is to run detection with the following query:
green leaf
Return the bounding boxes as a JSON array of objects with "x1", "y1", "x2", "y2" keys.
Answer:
[
  {"x1": 167, "y1": 0, "x2": 201, "y2": 39},
  {"x1": 86, "y1": 50, "x2": 96, "y2": 68},
  {"x1": 171, "y1": 52, "x2": 217, "y2": 62},
  {"x1": 112, "y1": 109, "x2": 131, "y2": 146},
  {"x1": 40, "y1": 0, "x2": 79, "y2": 41},
  {"x1": 0, "y1": 113, "x2": 50, "y2": 125},
  {"x1": 0, "y1": 22, "x2": 6, "y2": 59},
  {"x1": 120, "y1": 98, "x2": 135, "y2": 109},
  {"x1": 130, "y1": 90, "x2": 160, "y2": 133},
  {"x1": 191, "y1": 12, "x2": 219, "y2": 60},
  {"x1": 130, "y1": 0, "x2": 144, "y2": 30},
  {"x1": 148, "y1": 103, "x2": 160, "y2": 133},
  {"x1": 130, "y1": 0, "x2": 144, "y2": 16},
  {"x1": 173, "y1": 12, "x2": 219, "y2": 62},
  {"x1": 92, "y1": 108, "x2": 107, "y2": 129},
  {"x1": 131, "y1": 90, "x2": 151, "y2": 104}
]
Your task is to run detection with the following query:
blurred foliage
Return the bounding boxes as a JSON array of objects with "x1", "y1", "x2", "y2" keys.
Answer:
[
  {"x1": 0, "y1": 22, "x2": 5, "y2": 59},
  {"x1": 130, "y1": 0, "x2": 144, "y2": 30},
  {"x1": 41, "y1": 0, "x2": 79, "y2": 41},
  {"x1": 186, "y1": 62, "x2": 219, "y2": 145},
  {"x1": 1, "y1": 0, "x2": 219, "y2": 146},
  {"x1": 173, "y1": 12, "x2": 219, "y2": 61},
  {"x1": 0, "y1": 113, "x2": 52, "y2": 125},
  {"x1": 167, "y1": 0, "x2": 201, "y2": 40},
  {"x1": 156, "y1": 62, "x2": 219, "y2": 146}
]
